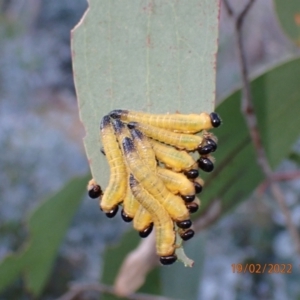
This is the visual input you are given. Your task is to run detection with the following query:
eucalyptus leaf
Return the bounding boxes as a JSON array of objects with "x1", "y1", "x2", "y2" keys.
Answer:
[{"x1": 71, "y1": 0, "x2": 220, "y2": 188}]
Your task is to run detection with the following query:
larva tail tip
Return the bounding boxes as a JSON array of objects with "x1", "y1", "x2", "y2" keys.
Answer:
[
  {"x1": 180, "y1": 229, "x2": 195, "y2": 241},
  {"x1": 160, "y1": 255, "x2": 177, "y2": 265},
  {"x1": 176, "y1": 219, "x2": 192, "y2": 229},
  {"x1": 112, "y1": 118, "x2": 125, "y2": 134},
  {"x1": 130, "y1": 128, "x2": 143, "y2": 140},
  {"x1": 122, "y1": 137, "x2": 135, "y2": 153},
  {"x1": 109, "y1": 109, "x2": 127, "y2": 119},
  {"x1": 127, "y1": 122, "x2": 138, "y2": 129},
  {"x1": 210, "y1": 112, "x2": 221, "y2": 128},
  {"x1": 100, "y1": 115, "x2": 111, "y2": 129}
]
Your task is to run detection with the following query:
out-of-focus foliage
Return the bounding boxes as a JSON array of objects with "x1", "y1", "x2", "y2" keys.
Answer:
[
  {"x1": 0, "y1": 175, "x2": 88, "y2": 297},
  {"x1": 274, "y1": 0, "x2": 300, "y2": 46}
]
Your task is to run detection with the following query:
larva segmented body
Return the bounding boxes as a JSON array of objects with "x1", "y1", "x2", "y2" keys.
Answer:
[
  {"x1": 99, "y1": 116, "x2": 127, "y2": 212},
  {"x1": 122, "y1": 137, "x2": 190, "y2": 222},
  {"x1": 129, "y1": 174, "x2": 176, "y2": 258},
  {"x1": 127, "y1": 122, "x2": 205, "y2": 151},
  {"x1": 149, "y1": 139, "x2": 197, "y2": 172},
  {"x1": 110, "y1": 109, "x2": 221, "y2": 133},
  {"x1": 157, "y1": 167, "x2": 195, "y2": 197}
]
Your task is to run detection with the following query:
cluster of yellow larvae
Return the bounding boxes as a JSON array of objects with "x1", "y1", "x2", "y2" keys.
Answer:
[{"x1": 87, "y1": 109, "x2": 221, "y2": 265}]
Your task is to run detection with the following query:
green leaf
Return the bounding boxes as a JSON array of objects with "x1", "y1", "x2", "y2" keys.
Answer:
[
  {"x1": 160, "y1": 233, "x2": 205, "y2": 300},
  {"x1": 71, "y1": 0, "x2": 220, "y2": 188},
  {"x1": 199, "y1": 57, "x2": 300, "y2": 215},
  {"x1": 0, "y1": 175, "x2": 88, "y2": 296},
  {"x1": 274, "y1": 0, "x2": 300, "y2": 46}
]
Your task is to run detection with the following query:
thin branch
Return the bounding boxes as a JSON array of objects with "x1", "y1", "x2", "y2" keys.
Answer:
[
  {"x1": 56, "y1": 282, "x2": 177, "y2": 300},
  {"x1": 224, "y1": 0, "x2": 300, "y2": 255}
]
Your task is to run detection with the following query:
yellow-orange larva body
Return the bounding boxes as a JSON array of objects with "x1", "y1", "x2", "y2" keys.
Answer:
[
  {"x1": 129, "y1": 174, "x2": 175, "y2": 257},
  {"x1": 110, "y1": 109, "x2": 216, "y2": 133},
  {"x1": 130, "y1": 128, "x2": 157, "y2": 172},
  {"x1": 149, "y1": 139, "x2": 197, "y2": 172},
  {"x1": 128, "y1": 122, "x2": 205, "y2": 151},
  {"x1": 111, "y1": 119, "x2": 139, "y2": 218},
  {"x1": 122, "y1": 137, "x2": 189, "y2": 222},
  {"x1": 133, "y1": 204, "x2": 153, "y2": 232},
  {"x1": 100, "y1": 116, "x2": 127, "y2": 212},
  {"x1": 157, "y1": 167, "x2": 195, "y2": 196}
]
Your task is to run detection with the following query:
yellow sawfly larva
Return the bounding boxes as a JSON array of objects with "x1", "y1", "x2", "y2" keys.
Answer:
[
  {"x1": 122, "y1": 136, "x2": 191, "y2": 227},
  {"x1": 110, "y1": 109, "x2": 221, "y2": 133},
  {"x1": 99, "y1": 115, "x2": 127, "y2": 213},
  {"x1": 127, "y1": 122, "x2": 207, "y2": 151},
  {"x1": 129, "y1": 173, "x2": 176, "y2": 264},
  {"x1": 149, "y1": 138, "x2": 197, "y2": 172},
  {"x1": 157, "y1": 167, "x2": 195, "y2": 201},
  {"x1": 111, "y1": 119, "x2": 140, "y2": 221},
  {"x1": 133, "y1": 205, "x2": 153, "y2": 237},
  {"x1": 130, "y1": 128, "x2": 157, "y2": 172}
]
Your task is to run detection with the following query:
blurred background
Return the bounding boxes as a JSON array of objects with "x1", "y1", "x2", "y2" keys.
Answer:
[{"x1": 0, "y1": 0, "x2": 300, "y2": 299}]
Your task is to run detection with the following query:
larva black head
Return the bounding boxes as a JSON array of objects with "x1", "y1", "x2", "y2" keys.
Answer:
[
  {"x1": 180, "y1": 229, "x2": 195, "y2": 241},
  {"x1": 127, "y1": 122, "x2": 138, "y2": 129},
  {"x1": 160, "y1": 255, "x2": 177, "y2": 265},
  {"x1": 139, "y1": 223, "x2": 154, "y2": 238},
  {"x1": 176, "y1": 219, "x2": 192, "y2": 229},
  {"x1": 100, "y1": 115, "x2": 111, "y2": 130},
  {"x1": 197, "y1": 144, "x2": 214, "y2": 155},
  {"x1": 122, "y1": 137, "x2": 135, "y2": 154},
  {"x1": 105, "y1": 206, "x2": 119, "y2": 218},
  {"x1": 198, "y1": 157, "x2": 214, "y2": 172},
  {"x1": 184, "y1": 169, "x2": 199, "y2": 179},
  {"x1": 112, "y1": 119, "x2": 125, "y2": 135},
  {"x1": 88, "y1": 184, "x2": 103, "y2": 199},
  {"x1": 186, "y1": 202, "x2": 199, "y2": 213},
  {"x1": 130, "y1": 128, "x2": 144, "y2": 141},
  {"x1": 181, "y1": 195, "x2": 196, "y2": 203},
  {"x1": 109, "y1": 109, "x2": 128, "y2": 119},
  {"x1": 121, "y1": 209, "x2": 133, "y2": 222},
  {"x1": 210, "y1": 112, "x2": 221, "y2": 128},
  {"x1": 206, "y1": 138, "x2": 217, "y2": 152},
  {"x1": 194, "y1": 181, "x2": 203, "y2": 194},
  {"x1": 100, "y1": 147, "x2": 106, "y2": 156}
]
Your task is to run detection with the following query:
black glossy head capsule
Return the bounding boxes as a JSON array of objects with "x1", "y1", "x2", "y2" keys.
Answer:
[
  {"x1": 181, "y1": 195, "x2": 196, "y2": 203},
  {"x1": 186, "y1": 202, "x2": 199, "y2": 213},
  {"x1": 88, "y1": 184, "x2": 103, "y2": 199},
  {"x1": 184, "y1": 169, "x2": 199, "y2": 179},
  {"x1": 197, "y1": 144, "x2": 214, "y2": 155},
  {"x1": 198, "y1": 157, "x2": 214, "y2": 172},
  {"x1": 109, "y1": 109, "x2": 128, "y2": 119},
  {"x1": 121, "y1": 209, "x2": 133, "y2": 222},
  {"x1": 210, "y1": 112, "x2": 221, "y2": 128},
  {"x1": 176, "y1": 219, "x2": 192, "y2": 229},
  {"x1": 160, "y1": 255, "x2": 177, "y2": 265},
  {"x1": 194, "y1": 182, "x2": 202, "y2": 194},
  {"x1": 180, "y1": 229, "x2": 195, "y2": 241},
  {"x1": 105, "y1": 206, "x2": 119, "y2": 218},
  {"x1": 139, "y1": 223, "x2": 154, "y2": 238},
  {"x1": 206, "y1": 138, "x2": 217, "y2": 152}
]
